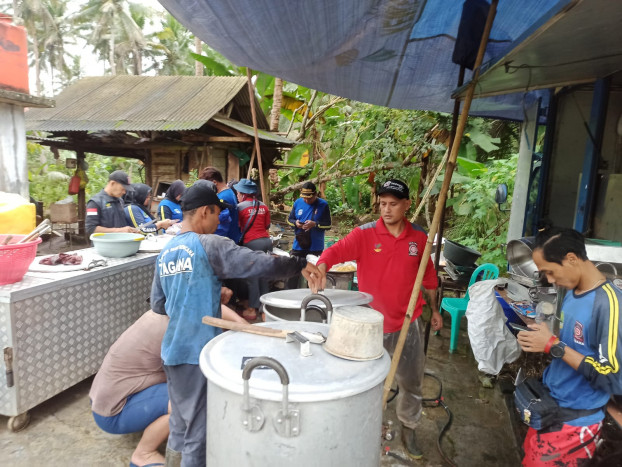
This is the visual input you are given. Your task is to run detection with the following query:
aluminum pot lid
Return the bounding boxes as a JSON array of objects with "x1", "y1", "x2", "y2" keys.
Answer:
[
  {"x1": 259, "y1": 288, "x2": 373, "y2": 308},
  {"x1": 200, "y1": 321, "x2": 390, "y2": 403}
]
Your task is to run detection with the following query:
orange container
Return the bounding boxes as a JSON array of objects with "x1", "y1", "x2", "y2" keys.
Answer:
[{"x1": 0, "y1": 14, "x2": 29, "y2": 94}]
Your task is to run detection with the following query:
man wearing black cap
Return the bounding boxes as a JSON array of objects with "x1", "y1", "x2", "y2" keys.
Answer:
[
  {"x1": 316, "y1": 178, "x2": 442, "y2": 460},
  {"x1": 86, "y1": 170, "x2": 139, "y2": 237},
  {"x1": 150, "y1": 181, "x2": 322, "y2": 467}
]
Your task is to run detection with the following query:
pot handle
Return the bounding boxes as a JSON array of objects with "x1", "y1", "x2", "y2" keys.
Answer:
[
  {"x1": 302, "y1": 304, "x2": 327, "y2": 323},
  {"x1": 300, "y1": 294, "x2": 334, "y2": 324},
  {"x1": 241, "y1": 357, "x2": 300, "y2": 437},
  {"x1": 242, "y1": 356, "x2": 289, "y2": 385}
]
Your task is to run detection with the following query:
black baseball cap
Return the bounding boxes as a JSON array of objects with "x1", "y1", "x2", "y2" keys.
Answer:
[
  {"x1": 109, "y1": 170, "x2": 134, "y2": 191},
  {"x1": 181, "y1": 181, "x2": 231, "y2": 211},
  {"x1": 377, "y1": 179, "x2": 409, "y2": 199}
]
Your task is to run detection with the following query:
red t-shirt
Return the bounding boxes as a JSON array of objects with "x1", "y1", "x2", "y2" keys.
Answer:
[
  {"x1": 318, "y1": 218, "x2": 438, "y2": 333},
  {"x1": 237, "y1": 196, "x2": 270, "y2": 244}
]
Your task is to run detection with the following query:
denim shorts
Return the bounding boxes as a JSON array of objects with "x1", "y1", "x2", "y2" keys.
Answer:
[{"x1": 92, "y1": 382, "x2": 169, "y2": 434}]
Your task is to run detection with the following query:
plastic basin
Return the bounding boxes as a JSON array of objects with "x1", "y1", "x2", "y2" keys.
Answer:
[
  {"x1": 90, "y1": 233, "x2": 144, "y2": 258},
  {"x1": 0, "y1": 235, "x2": 41, "y2": 285}
]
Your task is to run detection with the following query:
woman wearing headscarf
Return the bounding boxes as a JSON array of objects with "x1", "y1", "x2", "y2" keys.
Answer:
[
  {"x1": 124, "y1": 183, "x2": 177, "y2": 233},
  {"x1": 157, "y1": 180, "x2": 185, "y2": 222},
  {"x1": 234, "y1": 178, "x2": 272, "y2": 320}
]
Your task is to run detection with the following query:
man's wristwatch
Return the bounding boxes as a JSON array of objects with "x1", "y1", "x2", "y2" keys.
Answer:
[{"x1": 550, "y1": 340, "x2": 567, "y2": 359}]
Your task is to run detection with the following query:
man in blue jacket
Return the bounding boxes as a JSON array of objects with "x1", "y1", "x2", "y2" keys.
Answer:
[
  {"x1": 287, "y1": 181, "x2": 332, "y2": 256},
  {"x1": 151, "y1": 181, "x2": 322, "y2": 467},
  {"x1": 286, "y1": 181, "x2": 331, "y2": 288}
]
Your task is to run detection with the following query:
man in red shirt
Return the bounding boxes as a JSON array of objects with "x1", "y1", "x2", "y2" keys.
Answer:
[{"x1": 317, "y1": 179, "x2": 442, "y2": 459}]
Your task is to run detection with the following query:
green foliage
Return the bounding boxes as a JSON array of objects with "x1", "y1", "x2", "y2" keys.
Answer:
[
  {"x1": 27, "y1": 142, "x2": 142, "y2": 209},
  {"x1": 445, "y1": 154, "x2": 518, "y2": 269}
]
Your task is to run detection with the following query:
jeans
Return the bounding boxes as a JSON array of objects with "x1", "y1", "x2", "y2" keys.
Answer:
[{"x1": 92, "y1": 382, "x2": 169, "y2": 434}]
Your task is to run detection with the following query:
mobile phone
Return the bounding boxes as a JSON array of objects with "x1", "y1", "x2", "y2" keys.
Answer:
[{"x1": 509, "y1": 322, "x2": 533, "y2": 333}]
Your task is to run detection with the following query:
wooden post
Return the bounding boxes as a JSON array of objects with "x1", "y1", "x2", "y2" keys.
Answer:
[
  {"x1": 382, "y1": 0, "x2": 499, "y2": 408},
  {"x1": 246, "y1": 146, "x2": 257, "y2": 179},
  {"x1": 246, "y1": 68, "x2": 268, "y2": 205}
]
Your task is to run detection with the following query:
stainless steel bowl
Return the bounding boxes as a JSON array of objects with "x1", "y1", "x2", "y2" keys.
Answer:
[{"x1": 506, "y1": 237, "x2": 538, "y2": 279}]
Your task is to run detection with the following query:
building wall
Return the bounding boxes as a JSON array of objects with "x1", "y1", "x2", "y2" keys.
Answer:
[
  {"x1": 544, "y1": 84, "x2": 622, "y2": 238},
  {"x1": 0, "y1": 103, "x2": 28, "y2": 199}
]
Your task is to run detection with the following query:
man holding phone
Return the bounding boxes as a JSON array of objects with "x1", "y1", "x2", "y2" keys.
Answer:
[{"x1": 516, "y1": 227, "x2": 622, "y2": 466}]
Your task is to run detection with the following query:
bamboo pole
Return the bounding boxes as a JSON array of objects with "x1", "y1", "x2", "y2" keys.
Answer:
[
  {"x1": 382, "y1": 0, "x2": 498, "y2": 408},
  {"x1": 246, "y1": 146, "x2": 257, "y2": 179},
  {"x1": 246, "y1": 68, "x2": 268, "y2": 204}
]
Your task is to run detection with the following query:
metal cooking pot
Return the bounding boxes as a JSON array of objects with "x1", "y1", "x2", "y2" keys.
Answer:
[
  {"x1": 199, "y1": 321, "x2": 390, "y2": 466},
  {"x1": 261, "y1": 289, "x2": 373, "y2": 323},
  {"x1": 323, "y1": 306, "x2": 384, "y2": 361},
  {"x1": 506, "y1": 237, "x2": 539, "y2": 279}
]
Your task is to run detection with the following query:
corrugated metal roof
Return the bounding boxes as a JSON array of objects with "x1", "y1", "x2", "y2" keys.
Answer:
[
  {"x1": 213, "y1": 116, "x2": 296, "y2": 145},
  {"x1": 25, "y1": 75, "x2": 250, "y2": 132}
]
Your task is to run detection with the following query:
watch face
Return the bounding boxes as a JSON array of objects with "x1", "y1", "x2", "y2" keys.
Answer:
[{"x1": 551, "y1": 343, "x2": 565, "y2": 359}]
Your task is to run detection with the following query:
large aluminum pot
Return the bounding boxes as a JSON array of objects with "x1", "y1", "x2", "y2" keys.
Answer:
[
  {"x1": 200, "y1": 321, "x2": 390, "y2": 466},
  {"x1": 507, "y1": 237, "x2": 538, "y2": 278},
  {"x1": 260, "y1": 288, "x2": 373, "y2": 323}
]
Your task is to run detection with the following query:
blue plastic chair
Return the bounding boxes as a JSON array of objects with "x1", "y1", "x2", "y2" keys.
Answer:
[{"x1": 441, "y1": 263, "x2": 499, "y2": 353}]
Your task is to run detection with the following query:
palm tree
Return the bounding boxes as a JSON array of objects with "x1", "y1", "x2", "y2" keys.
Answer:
[
  {"x1": 270, "y1": 78, "x2": 283, "y2": 131},
  {"x1": 13, "y1": 0, "x2": 58, "y2": 95},
  {"x1": 39, "y1": 0, "x2": 75, "y2": 90},
  {"x1": 72, "y1": 0, "x2": 145, "y2": 75},
  {"x1": 147, "y1": 14, "x2": 194, "y2": 76}
]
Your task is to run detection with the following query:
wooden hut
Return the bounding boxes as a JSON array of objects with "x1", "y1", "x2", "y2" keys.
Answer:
[{"x1": 25, "y1": 75, "x2": 295, "y2": 231}]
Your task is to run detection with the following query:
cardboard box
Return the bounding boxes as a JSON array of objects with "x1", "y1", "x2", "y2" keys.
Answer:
[{"x1": 49, "y1": 203, "x2": 78, "y2": 223}]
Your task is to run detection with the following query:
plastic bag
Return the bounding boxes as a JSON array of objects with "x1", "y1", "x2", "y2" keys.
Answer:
[
  {"x1": 465, "y1": 280, "x2": 522, "y2": 375},
  {"x1": 68, "y1": 175, "x2": 80, "y2": 195}
]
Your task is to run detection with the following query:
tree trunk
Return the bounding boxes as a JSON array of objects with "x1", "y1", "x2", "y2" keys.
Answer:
[
  {"x1": 32, "y1": 35, "x2": 41, "y2": 96},
  {"x1": 270, "y1": 77, "x2": 283, "y2": 131},
  {"x1": 133, "y1": 49, "x2": 142, "y2": 75},
  {"x1": 195, "y1": 37, "x2": 203, "y2": 76},
  {"x1": 297, "y1": 90, "x2": 318, "y2": 140},
  {"x1": 109, "y1": 11, "x2": 116, "y2": 76},
  {"x1": 12, "y1": 0, "x2": 21, "y2": 24},
  {"x1": 109, "y1": 36, "x2": 116, "y2": 75}
]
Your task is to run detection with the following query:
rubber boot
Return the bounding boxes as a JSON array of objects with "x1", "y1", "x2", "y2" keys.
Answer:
[
  {"x1": 165, "y1": 447, "x2": 182, "y2": 467},
  {"x1": 401, "y1": 426, "x2": 423, "y2": 459}
]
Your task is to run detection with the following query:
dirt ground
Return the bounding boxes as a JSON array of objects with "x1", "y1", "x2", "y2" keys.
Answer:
[
  {"x1": 0, "y1": 311, "x2": 523, "y2": 467},
  {"x1": 0, "y1": 232, "x2": 524, "y2": 466}
]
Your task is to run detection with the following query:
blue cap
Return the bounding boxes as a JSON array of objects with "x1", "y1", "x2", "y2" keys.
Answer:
[{"x1": 233, "y1": 178, "x2": 258, "y2": 194}]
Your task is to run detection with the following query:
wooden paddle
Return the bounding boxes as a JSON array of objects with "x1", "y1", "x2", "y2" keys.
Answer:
[
  {"x1": 202, "y1": 316, "x2": 326, "y2": 344},
  {"x1": 202, "y1": 316, "x2": 290, "y2": 338}
]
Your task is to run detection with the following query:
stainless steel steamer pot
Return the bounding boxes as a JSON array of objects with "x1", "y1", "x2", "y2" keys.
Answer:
[
  {"x1": 200, "y1": 321, "x2": 390, "y2": 466},
  {"x1": 260, "y1": 288, "x2": 373, "y2": 322}
]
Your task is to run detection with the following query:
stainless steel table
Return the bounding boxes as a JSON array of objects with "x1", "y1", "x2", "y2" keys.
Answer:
[{"x1": 0, "y1": 249, "x2": 157, "y2": 431}]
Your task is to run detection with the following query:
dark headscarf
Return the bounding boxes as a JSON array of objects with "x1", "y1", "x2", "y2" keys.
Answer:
[
  {"x1": 166, "y1": 180, "x2": 186, "y2": 202},
  {"x1": 127, "y1": 183, "x2": 153, "y2": 219}
]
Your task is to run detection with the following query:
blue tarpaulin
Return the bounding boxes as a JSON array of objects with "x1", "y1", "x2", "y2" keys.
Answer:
[{"x1": 159, "y1": 0, "x2": 567, "y2": 120}]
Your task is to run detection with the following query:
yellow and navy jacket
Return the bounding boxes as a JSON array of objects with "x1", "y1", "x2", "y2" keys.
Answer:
[
  {"x1": 157, "y1": 198, "x2": 183, "y2": 222},
  {"x1": 544, "y1": 280, "x2": 622, "y2": 426},
  {"x1": 287, "y1": 197, "x2": 331, "y2": 252}
]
